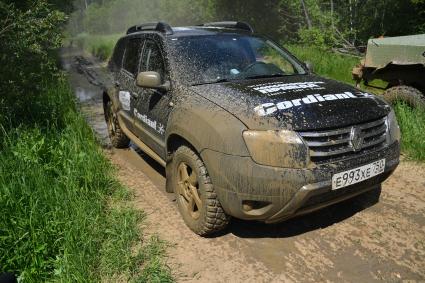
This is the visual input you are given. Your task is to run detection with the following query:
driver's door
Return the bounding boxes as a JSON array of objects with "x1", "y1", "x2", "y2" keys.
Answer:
[{"x1": 133, "y1": 38, "x2": 172, "y2": 159}]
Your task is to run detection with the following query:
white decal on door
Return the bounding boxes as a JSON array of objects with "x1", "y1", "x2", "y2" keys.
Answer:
[{"x1": 119, "y1": 91, "x2": 131, "y2": 111}]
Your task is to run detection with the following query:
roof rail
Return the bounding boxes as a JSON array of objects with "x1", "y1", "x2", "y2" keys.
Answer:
[
  {"x1": 126, "y1": 22, "x2": 173, "y2": 35},
  {"x1": 200, "y1": 21, "x2": 254, "y2": 33}
]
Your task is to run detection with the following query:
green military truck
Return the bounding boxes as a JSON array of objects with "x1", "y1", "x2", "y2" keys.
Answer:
[{"x1": 352, "y1": 34, "x2": 425, "y2": 107}]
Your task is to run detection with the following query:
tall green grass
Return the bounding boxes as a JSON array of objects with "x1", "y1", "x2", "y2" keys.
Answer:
[
  {"x1": 74, "y1": 33, "x2": 121, "y2": 61},
  {"x1": 0, "y1": 79, "x2": 172, "y2": 282},
  {"x1": 394, "y1": 103, "x2": 425, "y2": 160},
  {"x1": 286, "y1": 45, "x2": 359, "y2": 84}
]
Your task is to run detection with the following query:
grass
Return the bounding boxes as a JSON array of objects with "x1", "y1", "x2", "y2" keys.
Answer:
[
  {"x1": 393, "y1": 103, "x2": 425, "y2": 160},
  {"x1": 286, "y1": 44, "x2": 360, "y2": 85},
  {"x1": 73, "y1": 33, "x2": 121, "y2": 61},
  {"x1": 0, "y1": 78, "x2": 172, "y2": 282}
]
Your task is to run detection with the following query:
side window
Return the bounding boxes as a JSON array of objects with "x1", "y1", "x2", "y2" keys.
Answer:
[
  {"x1": 109, "y1": 38, "x2": 126, "y2": 71},
  {"x1": 123, "y1": 39, "x2": 142, "y2": 76},
  {"x1": 140, "y1": 40, "x2": 166, "y2": 82}
]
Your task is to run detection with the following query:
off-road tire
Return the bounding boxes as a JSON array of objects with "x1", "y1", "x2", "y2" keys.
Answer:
[
  {"x1": 384, "y1": 85, "x2": 425, "y2": 108},
  {"x1": 172, "y1": 146, "x2": 230, "y2": 236},
  {"x1": 104, "y1": 100, "x2": 130, "y2": 148}
]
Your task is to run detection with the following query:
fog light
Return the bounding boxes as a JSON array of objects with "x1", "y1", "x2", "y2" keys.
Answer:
[
  {"x1": 242, "y1": 200, "x2": 270, "y2": 212},
  {"x1": 242, "y1": 201, "x2": 254, "y2": 212}
]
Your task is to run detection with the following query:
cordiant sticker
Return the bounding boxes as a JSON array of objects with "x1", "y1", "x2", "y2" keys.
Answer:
[{"x1": 253, "y1": 91, "x2": 372, "y2": 116}]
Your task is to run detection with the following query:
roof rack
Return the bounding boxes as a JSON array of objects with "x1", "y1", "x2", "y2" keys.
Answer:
[
  {"x1": 126, "y1": 22, "x2": 173, "y2": 35},
  {"x1": 199, "y1": 21, "x2": 254, "y2": 33}
]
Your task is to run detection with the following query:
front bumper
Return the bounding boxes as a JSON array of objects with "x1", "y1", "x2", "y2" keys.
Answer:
[{"x1": 200, "y1": 141, "x2": 399, "y2": 223}]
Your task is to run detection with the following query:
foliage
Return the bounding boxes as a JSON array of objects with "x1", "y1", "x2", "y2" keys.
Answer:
[
  {"x1": 394, "y1": 103, "x2": 425, "y2": 160},
  {"x1": 68, "y1": 0, "x2": 425, "y2": 47},
  {"x1": 0, "y1": 80, "x2": 172, "y2": 281},
  {"x1": 74, "y1": 33, "x2": 120, "y2": 61},
  {"x1": 0, "y1": 1, "x2": 66, "y2": 96},
  {"x1": 287, "y1": 45, "x2": 359, "y2": 84},
  {"x1": 298, "y1": 27, "x2": 337, "y2": 49},
  {"x1": 0, "y1": 0, "x2": 172, "y2": 281}
]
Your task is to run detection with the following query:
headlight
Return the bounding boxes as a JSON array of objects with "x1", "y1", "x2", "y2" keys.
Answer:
[
  {"x1": 386, "y1": 109, "x2": 401, "y2": 144},
  {"x1": 243, "y1": 130, "x2": 309, "y2": 168}
]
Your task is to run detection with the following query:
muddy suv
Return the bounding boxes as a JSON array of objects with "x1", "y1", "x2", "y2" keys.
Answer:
[{"x1": 103, "y1": 22, "x2": 400, "y2": 235}]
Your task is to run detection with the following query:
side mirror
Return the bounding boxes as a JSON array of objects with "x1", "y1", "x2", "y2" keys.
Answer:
[
  {"x1": 136, "y1": 71, "x2": 170, "y2": 91},
  {"x1": 305, "y1": 61, "x2": 314, "y2": 73}
]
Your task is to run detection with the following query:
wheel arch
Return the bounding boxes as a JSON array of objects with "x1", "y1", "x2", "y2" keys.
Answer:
[{"x1": 166, "y1": 133, "x2": 200, "y2": 159}]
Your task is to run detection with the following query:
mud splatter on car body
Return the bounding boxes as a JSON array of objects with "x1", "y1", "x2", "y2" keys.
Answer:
[{"x1": 103, "y1": 22, "x2": 400, "y2": 234}]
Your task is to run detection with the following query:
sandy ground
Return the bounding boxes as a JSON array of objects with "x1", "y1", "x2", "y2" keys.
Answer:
[{"x1": 62, "y1": 48, "x2": 425, "y2": 282}]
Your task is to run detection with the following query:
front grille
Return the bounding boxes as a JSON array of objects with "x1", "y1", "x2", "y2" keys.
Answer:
[{"x1": 299, "y1": 117, "x2": 388, "y2": 164}]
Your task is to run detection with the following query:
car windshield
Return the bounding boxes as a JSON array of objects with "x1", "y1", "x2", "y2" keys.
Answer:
[{"x1": 167, "y1": 34, "x2": 307, "y2": 85}]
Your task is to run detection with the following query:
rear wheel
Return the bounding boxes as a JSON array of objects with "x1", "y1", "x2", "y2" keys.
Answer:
[
  {"x1": 172, "y1": 146, "x2": 229, "y2": 236},
  {"x1": 104, "y1": 100, "x2": 130, "y2": 148},
  {"x1": 384, "y1": 85, "x2": 425, "y2": 108}
]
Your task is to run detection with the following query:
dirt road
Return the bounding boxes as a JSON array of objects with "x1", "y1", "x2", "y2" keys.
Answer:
[{"x1": 62, "y1": 49, "x2": 425, "y2": 282}]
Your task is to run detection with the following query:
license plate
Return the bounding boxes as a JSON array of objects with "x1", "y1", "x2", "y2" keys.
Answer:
[{"x1": 332, "y1": 159, "x2": 385, "y2": 190}]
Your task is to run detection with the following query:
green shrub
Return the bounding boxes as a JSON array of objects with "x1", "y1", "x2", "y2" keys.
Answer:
[
  {"x1": 0, "y1": 1, "x2": 65, "y2": 96},
  {"x1": 298, "y1": 27, "x2": 336, "y2": 50}
]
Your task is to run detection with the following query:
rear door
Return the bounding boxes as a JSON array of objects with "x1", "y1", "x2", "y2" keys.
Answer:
[
  {"x1": 117, "y1": 37, "x2": 143, "y2": 132},
  {"x1": 133, "y1": 38, "x2": 172, "y2": 159}
]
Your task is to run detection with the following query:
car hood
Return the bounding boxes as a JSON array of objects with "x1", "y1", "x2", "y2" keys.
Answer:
[{"x1": 189, "y1": 75, "x2": 391, "y2": 131}]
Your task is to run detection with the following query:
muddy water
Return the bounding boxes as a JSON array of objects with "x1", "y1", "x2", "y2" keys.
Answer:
[{"x1": 62, "y1": 48, "x2": 425, "y2": 283}]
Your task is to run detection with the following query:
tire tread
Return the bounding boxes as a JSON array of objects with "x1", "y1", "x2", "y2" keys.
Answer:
[{"x1": 174, "y1": 146, "x2": 230, "y2": 236}]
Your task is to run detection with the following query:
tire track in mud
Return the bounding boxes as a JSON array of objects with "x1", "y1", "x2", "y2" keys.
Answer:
[{"x1": 62, "y1": 48, "x2": 425, "y2": 282}]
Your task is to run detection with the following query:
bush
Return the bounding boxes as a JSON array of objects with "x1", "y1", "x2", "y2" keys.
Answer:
[
  {"x1": 0, "y1": 2, "x2": 171, "y2": 281},
  {"x1": 298, "y1": 27, "x2": 336, "y2": 49},
  {"x1": 0, "y1": 1, "x2": 66, "y2": 96}
]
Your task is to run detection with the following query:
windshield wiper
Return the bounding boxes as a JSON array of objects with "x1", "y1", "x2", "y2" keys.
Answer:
[
  {"x1": 243, "y1": 73, "x2": 286, "y2": 80},
  {"x1": 191, "y1": 78, "x2": 231, "y2": 86}
]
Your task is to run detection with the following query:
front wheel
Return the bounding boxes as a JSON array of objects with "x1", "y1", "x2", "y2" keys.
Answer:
[{"x1": 172, "y1": 146, "x2": 230, "y2": 236}]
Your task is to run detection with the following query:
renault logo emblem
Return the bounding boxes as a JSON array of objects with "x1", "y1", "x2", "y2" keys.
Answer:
[{"x1": 350, "y1": 126, "x2": 363, "y2": 151}]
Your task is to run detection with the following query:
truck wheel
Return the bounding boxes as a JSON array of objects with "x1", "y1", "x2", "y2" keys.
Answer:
[
  {"x1": 104, "y1": 100, "x2": 130, "y2": 148},
  {"x1": 172, "y1": 146, "x2": 230, "y2": 236},
  {"x1": 384, "y1": 85, "x2": 425, "y2": 108}
]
